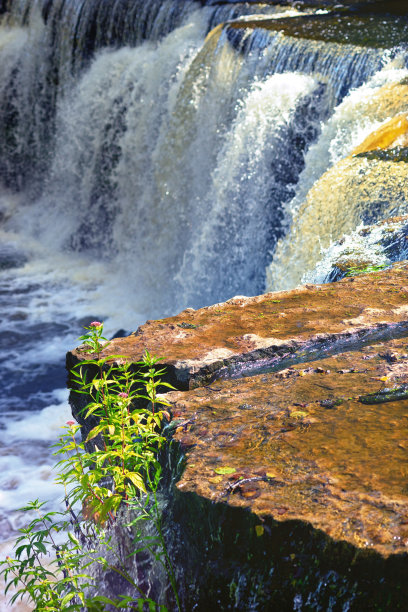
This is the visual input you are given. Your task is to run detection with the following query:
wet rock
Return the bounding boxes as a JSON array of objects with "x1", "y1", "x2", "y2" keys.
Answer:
[
  {"x1": 227, "y1": 11, "x2": 408, "y2": 48},
  {"x1": 159, "y1": 333, "x2": 408, "y2": 609},
  {"x1": 67, "y1": 263, "x2": 408, "y2": 609},
  {"x1": 165, "y1": 335, "x2": 408, "y2": 558},
  {"x1": 352, "y1": 114, "x2": 408, "y2": 155},
  {"x1": 68, "y1": 262, "x2": 408, "y2": 391},
  {"x1": 359, "y1": 384, "x2": 408, "y2": 404},
  {"x1": 319, "y1": 398, "x2": 343, "y2": 408}
]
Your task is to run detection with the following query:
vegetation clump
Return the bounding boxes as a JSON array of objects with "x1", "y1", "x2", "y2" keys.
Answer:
[{"x1": 1, "y1": 322, "x2": 179, "y2": 611}]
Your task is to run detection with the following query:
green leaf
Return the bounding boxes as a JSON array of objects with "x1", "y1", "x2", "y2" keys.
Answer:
[
  {"x1": 214, "y1": 466, "x2": 236, "y2": 475},
  {"x1": 68, "y1": 532, "x2": 80, "y2": 547},
  {"x1": 85, "y1": 423, "x2": 105, "y2": 442},
  {"x1": 61, "y1": 592, "x2": 76, "y2": 607},
  {"x1": 126, "y1": 472, "x2": 147, "y2": 493},
  {"x1": 33, "y1": 542, "x2": 47, "y2": 554},
  {"x1": 85, "y1": 402, "x2": 103, "y2": 418}
]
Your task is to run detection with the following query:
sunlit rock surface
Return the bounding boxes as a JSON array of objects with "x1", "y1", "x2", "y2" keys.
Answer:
[
  {"x1": 351, "y1": 114, "x2": 408, "y2": 154},
  {"x1": 68, "y1": 263, "x2": 408, "y2": 608},
  {"x1": 167, "y1": 337, "x2": 408, "y2": 557},
  {"x1": 69, "y1": 262, "x2": 408, "y2": 389}
]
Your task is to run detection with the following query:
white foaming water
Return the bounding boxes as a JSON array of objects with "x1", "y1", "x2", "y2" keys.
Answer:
[
  {"x1": 0, "y1": 10, "x2": 214, "y2": 557},
  {"x1": 0, "y1": 391, "x2": 70, "y2": 519},
  {"x1": 266, "y1": 59, "x2": 408, "y2": 292},
  {"x1": 176, "y1": 71, "x2": 317, "y2": 305},
  {"x1": 305, "y1": 216, "x2": 408, "y2": 285},
  {"x1": 0, "y1": 226, "x2": 148, "y2": 545},
  {"x1": 9, "y1": 13, "x2": 209, "y2": 315},
  {"x1": 0, "y1": 180, "x2": 155, "y2": 548},
  {"x1": 11, "y1": 7, "x2": 310, "y2": 316},
  {"x1": 281, "y1": 59, "x2": 408, "y2": 211}
]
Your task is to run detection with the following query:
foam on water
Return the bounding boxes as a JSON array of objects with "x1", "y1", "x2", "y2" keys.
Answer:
[
  {"x1": 0, "y1": 10, "x2": 215, "y2": 553},
  {"x1": 175, "y1": 71, "x2": 318, "y2": 306}
]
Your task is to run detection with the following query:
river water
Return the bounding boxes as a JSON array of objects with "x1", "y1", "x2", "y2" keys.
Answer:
[{"x1": 0, "y1": 0, "x2": 407, "y2": 598}]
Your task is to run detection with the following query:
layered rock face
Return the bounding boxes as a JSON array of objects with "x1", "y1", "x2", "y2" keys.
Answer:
[{"x1": 67, "y1": 263, "x2": 408, "y2": 609}]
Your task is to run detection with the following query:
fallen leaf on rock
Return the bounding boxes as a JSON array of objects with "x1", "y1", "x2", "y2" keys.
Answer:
[{"x1": 214, "y1": 466, "x2": 236, "y2": 475}]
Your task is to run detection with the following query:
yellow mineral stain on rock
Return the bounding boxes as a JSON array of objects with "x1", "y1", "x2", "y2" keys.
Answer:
[{"x1": 352, "y1": 114, "x2": 408, "y2": 155}]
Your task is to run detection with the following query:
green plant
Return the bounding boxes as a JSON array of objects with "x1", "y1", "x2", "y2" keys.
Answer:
[
  {"x1": 345, "y1": 263, "x2": 388, "y2": 277},
  {"x1": 1, "y1": 322, "x2": 179, "y2": 611}
]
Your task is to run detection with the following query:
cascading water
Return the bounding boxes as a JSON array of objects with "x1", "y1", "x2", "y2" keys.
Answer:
[
  {"x1": 1, "y1": 0, "x2": 408, "y2": 606},
  {"x1": 267, "y1": 60, "x2": 408, "y2": 290}
]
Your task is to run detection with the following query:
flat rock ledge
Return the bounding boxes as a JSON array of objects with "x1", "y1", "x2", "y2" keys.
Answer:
[
  {"x1": 67, "y1": 262, "x2": 408, "y2": 609},
  {"x1": 68, "y1": 261, "x2": 408, "y2": 389}
]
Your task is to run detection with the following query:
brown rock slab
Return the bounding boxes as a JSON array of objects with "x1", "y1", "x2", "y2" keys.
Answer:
[
  {"x1": 166, "y1": 336, "x2": 408, "y2": 557},
  {"x1": 67, "y1": 263, "x2": 408, "y2": 606},
  {"x1": 68, "y1": 262, "x2": 408, "y2": 389}
]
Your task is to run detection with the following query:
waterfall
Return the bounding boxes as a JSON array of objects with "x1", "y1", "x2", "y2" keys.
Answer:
[
  {"x1": 267, "y1": 60, "x2": 408, "y2": 291},
  {"x1": 1, "y1": 0, "x2": 408, "y2": 557},
  {"x1": 1, "y1": 1, "x2": 395, "y2": 310}
]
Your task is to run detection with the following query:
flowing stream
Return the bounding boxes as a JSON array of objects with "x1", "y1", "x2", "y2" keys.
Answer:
[{"x1": 0, "y1": 0, "x2": 408, "y2": 603}]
